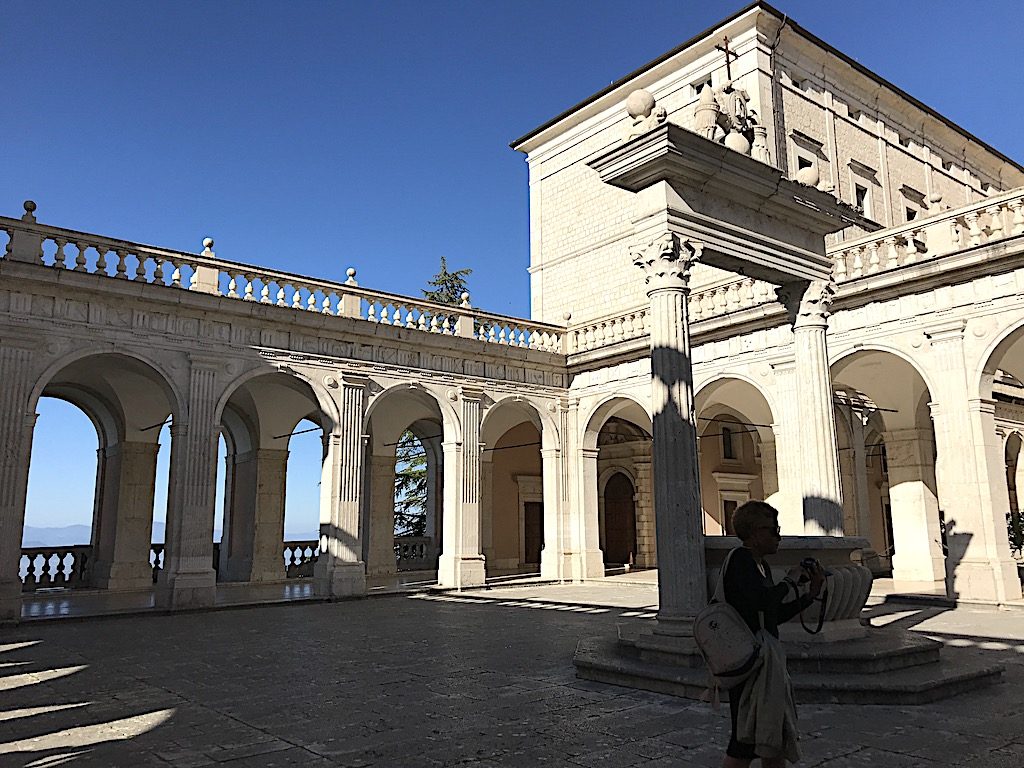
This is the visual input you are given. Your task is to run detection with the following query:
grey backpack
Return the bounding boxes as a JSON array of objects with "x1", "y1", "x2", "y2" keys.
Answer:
[{"x1": 693, "y1": 548, "x2": 763, "y2": 690}]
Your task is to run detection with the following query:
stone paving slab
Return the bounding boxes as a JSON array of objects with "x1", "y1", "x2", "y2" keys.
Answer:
[{"x1": 0, "y1": 584, "x2": 1022, "y2": 766}]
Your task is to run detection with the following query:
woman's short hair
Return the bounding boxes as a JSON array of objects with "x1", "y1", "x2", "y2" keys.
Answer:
[{"x1": 732, "y1": 500, "x2": 779, "y2": 541}]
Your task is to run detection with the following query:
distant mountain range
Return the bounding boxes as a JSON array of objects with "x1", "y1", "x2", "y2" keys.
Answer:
[{"x1": 22, "y1": 523, "x2": 319, "y2": 548}]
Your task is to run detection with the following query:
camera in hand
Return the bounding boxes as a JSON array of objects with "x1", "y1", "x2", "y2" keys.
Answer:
[{"x1": 798, "y1": 557, "x2": 832, "y2": 582}]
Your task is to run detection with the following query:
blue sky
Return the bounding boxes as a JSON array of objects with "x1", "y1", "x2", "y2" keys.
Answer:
[{"x1": 9, "y1": 0, "x2": 1023, "y2": 535}]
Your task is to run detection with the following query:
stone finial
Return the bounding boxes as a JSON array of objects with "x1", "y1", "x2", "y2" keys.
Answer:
[
  {"x1": 22, "y1": 200, "x2": 37, "y2": 223},
  {"x1": 694, "y1": 86, "x2": 720, "y2": 139},
  {"x1": 345, "y1": 267, "x2": 358, "y2": 286},
  {"x1": 459, "y1": 292, "x2": 471, "y2": 308},
  {"x1": 631, "y1": 232, "x2": 702, "y2": 294},
  {"x1": 201, "y1": 238, "x2": 214, "y2": 256},
  {"x1": 624, "y1": 89, "x2": 667, "y2": 142},
  {"x1": 562, "y1": 311, "x2": 572, "y2": 323},
  {"x1": 795, "y1": 164, "x2": 820, "y2": 187},
  {"x1": 927, "y1": 192, "x2": 943, "y2": 212}
]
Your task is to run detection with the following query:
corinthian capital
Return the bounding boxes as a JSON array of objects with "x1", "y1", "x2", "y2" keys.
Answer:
[
  {"x1": 631, "y1": 233, "x2": 702, "y2": 294},
  {"x1": 776, "y1": 278, "x2": 837, "y2": 327}
]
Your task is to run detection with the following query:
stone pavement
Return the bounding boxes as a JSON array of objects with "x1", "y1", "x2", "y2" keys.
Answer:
[{"x1": 1, "y1": 582, "x2": 1022, "y2": 767}]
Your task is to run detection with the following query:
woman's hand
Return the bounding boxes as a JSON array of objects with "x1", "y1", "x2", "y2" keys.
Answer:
[{"x1": 806, "y1": 561, "x2": 826, "y2": 598}]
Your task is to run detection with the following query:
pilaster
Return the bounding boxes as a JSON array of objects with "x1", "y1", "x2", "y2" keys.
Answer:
[
  {"x1": 0, "y1": 341, "x2": 37, "y2": 623},
  {"x1": 437, "y1": 388, "x2": 486, "y2": 588},
  {"x1": 315, "y1": 376, "x2": 368, "y2": 597},
  {"x1": 157, "y1": 357, "x2": 220, "y2": 609}
]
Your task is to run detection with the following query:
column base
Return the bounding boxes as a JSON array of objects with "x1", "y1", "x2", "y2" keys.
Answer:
[
  {"x1": 156, "y1": 569, "x2": 216, "y2": 610},
  {"x1": 569, "y1": 549, "x2": 605, "y2": 581},
  {"x1": 437, "y1": 554, "x2": 486, "y2": 589},
  {"x1": 540, "y1": 549, "x2": 573, "y2": 581},
  {"x1": 315, "y1": 562, "x2": 367, "y2": 598},
  {"x1": 948, "y1": 558, "x2": 1023, "y2": 602},
  {"x1": 91, "y1": 561, "x2": 154, "y2": 591}
]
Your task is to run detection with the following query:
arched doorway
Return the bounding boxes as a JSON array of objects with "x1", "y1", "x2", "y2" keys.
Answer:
[{"x1": 602, "y1": 472, "x2": 636, "y2": 567}]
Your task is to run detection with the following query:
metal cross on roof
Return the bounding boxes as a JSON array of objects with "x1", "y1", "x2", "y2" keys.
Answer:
[{"x1": 715, "y1": 35, "x2": 738, "y2": 81}]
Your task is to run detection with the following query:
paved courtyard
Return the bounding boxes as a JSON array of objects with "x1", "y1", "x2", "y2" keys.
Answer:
[{"x1": 1, "y1": 583, "x2": 1023, "y2": 767}]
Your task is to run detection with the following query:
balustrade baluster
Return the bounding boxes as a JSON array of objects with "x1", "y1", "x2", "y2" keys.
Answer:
[
  {"x1": 866, "y1": 242, "x2": 880, "y2": 273},
  {"x1": 903, "y1": 233, "x2": 919, "y2": 263},
  {"x1": 188, "y1": 268, "x2": 199, "y2": 290},
  {"x1": 26, "y1": 554, "x2": 38, "y2": 588},
  {"x1": 113, "y1": 249, "x2": 128, "y2": 279},
  {"x1": 322, "y1": 295, "x2": 332, "y2": 314},
  {"x1": 392, "y1": 304, "x2": 404, "y2": 326},
  {"x1": 134, "y1": 253, "x2": 147, "y2": 281},
  {"x1": 153, "y1": 258, "x2": 165, "y2": 284},
  {"x1": 740, "y1": 278, "x2": 754, "y2": 305},
  {"x1": 884, "y1": 236, "x2": 899, "y2": 269},
  {"x1": 1010, "y1": 200, "x2": 1024, "y2": 235},
  {"x1": 227, "y1": 275, "x2": 239, "y2": 298},
  {"x1": 406, "y1": 308, "x2": 417, "y2": 328},
  {"x1": 418, "y1": 313, "x2": 428, "y2": 331},
  {"x1": 171, "y1": 262, "x2": 183, "y2": 288},
  {"x1": 726, "y1": 282, "x2": 740, "y2": 310},
  {"x1": 260, "y1": 284, "x2": 272, "y2": 303},
  {"x1": 52, "y1": 238, "x2": 67, "y2": 269},
  {"x1": 292, "y1": 287, "x2": 303, "y2": 309},
  {"x1": 95, "y1": 247, "x2": 108, "y2": 275},
  {"x1": 306, "y1": 292, "x2": 318, "y2": 311},
  {"x1": 243, "y1": 275, "x2": 256, "y2": 301},
  {"x1": 986, "y1": 205, "x2": 1004, "y2": 240},
  {"x1": 277, "y1": 286, "x2": 287, "y2": 306},
  {"x1": 850, "y1": 247, "x2": 864, "y2": 277},
  {"x1": 834, "y1": 251, "x2": 848, "y2": 279},
  {"x1": 965, "y1": 212, "x2": 983, "y2": 246},
  {"x1": 74, "y1": 242, "x2": 88, "y2": 272}
]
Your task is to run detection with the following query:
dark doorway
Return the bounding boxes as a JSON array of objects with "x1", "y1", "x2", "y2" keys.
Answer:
[
  {"x1": 523, "y1": 501, "x2": 543, "y2": 565},
  {"x1": 604, "y1": 473, "x2": 637, "y2": 565}
]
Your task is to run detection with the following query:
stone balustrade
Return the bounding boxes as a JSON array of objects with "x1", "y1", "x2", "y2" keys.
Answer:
[
  {"x1": 832, "y1": 188, "x2": 1024, "y2": 280},
  {"x1": 0, "y1": 203, "x2": 564, "y2": 353},
  {"x1": 20, "y1": 537, "x2": 434, "y2": 590},
  {"x1": 20, "y1": 546, "x2": 91, "y2": 592}
]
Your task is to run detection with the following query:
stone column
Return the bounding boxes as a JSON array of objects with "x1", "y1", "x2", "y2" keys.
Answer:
[
  {"x1": 850, "y1": 410, "x2": 873, "y2": 539},
  {"x1": 882, "y1": 429, "x2": 945, "y2": 587},
  {"x1": 221, "y1": 448, "x2": 289, "y2": 582},
  {"x1": 778, "y1": 280, "x2": 844, "y2": 534},
  {"x1": 927, "y1": 323, "x2": 1022, "y2": 601},
  {"x1": 367, "y1": 454, "x2": 397, "y2": 577},
  {"x1": 766, "y1": 364, "x2": 804, "y2": 532},
  {"x1": 315, "y1": 376, "x2": 368, "y2": 597},
  {"x1": 632, "y1": 231, "x2": 705, "y2": 633},
  {"x1": 480, "y1": 456, "x2": 494, "y2": 564},
  {"x1": 157, "y1": 358, "x2": 220, "y2": 609},
  {"x1": 565, "y1": 398, "x2": 604, "y2": 580},
  {"x1": 437, "y1": 388, "x2": 486, "y2": 588},
  {"x1": 539, "y1": 446, "x2": 566, "y2": 580},
  {"x1": 0, "y1": 342, "x2": 37, "y2": 623},
  {"x1": 91, "y1": 441, "x2": 160, "y2": 590}
]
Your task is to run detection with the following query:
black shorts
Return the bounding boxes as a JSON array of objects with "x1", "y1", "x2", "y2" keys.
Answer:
[{"x1": 727, "y1": 681, "x2": 758, "y2": 760}]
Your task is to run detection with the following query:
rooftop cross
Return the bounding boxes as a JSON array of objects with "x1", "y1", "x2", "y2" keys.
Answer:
[{"x1": 715, "y1": 35, "x2": 738, "y2": 81}]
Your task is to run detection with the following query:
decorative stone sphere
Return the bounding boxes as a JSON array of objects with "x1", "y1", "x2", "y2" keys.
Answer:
[
  {"x1": 626, "y1": 89, "x2": 656, "y2": 119},
  {"x1": 346, "y1": 267, "x2": 357, "y2": 278},
  {"x1": 23, "y1": 200, "x2": 36, "y2": 213},
  {"x1": 562, "y1": 311, "x2": 572, "y2": 322},
  {"x1": 723, "y1": 130, "x2": 751, "y2": 155},
  {"x1": 461, "y1": 292, "x2": 470, "y2": 302},
  {"x1": 795, "y1": 164, "x2": 820, "y2": 187},
  {"x1": 203, "y1": 237, "x2": 214, "y2": 249}
]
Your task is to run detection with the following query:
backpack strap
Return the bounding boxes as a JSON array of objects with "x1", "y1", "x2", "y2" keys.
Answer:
[{"x1": 714, "y1": 547, "x2": 765, "y2": 634}]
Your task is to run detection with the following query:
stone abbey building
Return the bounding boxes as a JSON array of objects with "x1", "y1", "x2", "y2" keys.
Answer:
[{"x1": 2, "y1": 1, "x2": 1023, "y2": 624}]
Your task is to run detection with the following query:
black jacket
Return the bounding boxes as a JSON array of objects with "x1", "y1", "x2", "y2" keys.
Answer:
[{"x1": 723, "y1": 547, "x2": 813, "y2": 638}]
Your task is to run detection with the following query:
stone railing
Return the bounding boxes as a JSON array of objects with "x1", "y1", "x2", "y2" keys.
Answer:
[
  {"x1": 20, "y1": 546, "x2": 91, "y2": 592},
  {"x1": 831, "y1": 188, "x2": 1024, "y2": 281},
  {"x1": 0, "y1": 202, "x2": 565, "y2": 354},
  {"x1": 284, "y1": 540, "x2": 319, "y2": 578},
  {"x1": 394, "y1": 536, "x2": 436, "y2": 570},
  {"x1": 566, "y1": 277, "x2": 776, "y2": 353}
]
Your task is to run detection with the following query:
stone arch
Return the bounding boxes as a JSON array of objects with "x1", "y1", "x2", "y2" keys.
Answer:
[
  {"x1": 364, "y1": 382, "x2": 459, "y2": 447},
  {"x1": 830, "y1": 348, "x2": 944, "y2": 588},
  {"x1": 975, "y1": 318, "x2": 1024, "y2": 400},
  {"x1": 215, "y1": 364, "x2": 339, "y2": 440},
  {"x1": 694, "y1": 376, "x2": 777, "y2": 535},
  {"x1": 582, "y1": 395, "x2": 653, "y2": 570},
  {"x1": 24, "y1": 350, "x2": 184, "y2": 592}
]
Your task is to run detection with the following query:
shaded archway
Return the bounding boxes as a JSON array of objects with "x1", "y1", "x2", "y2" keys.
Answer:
[
  {"x1": 583, "y1": 396, "x2": 653, "y2": 572},
  {"x1": 695, "y1": 377, "x2": 777, "y2": 536},
  {"x1": 217, "y1": 372, "x2": 334, "y2": 583},
  {"x1": 365, "y1": 385, "x2": 446, "y2": 580},
  {"x1": 21, "y1": 352, "x2": 180, "y2": 593},
  {"x1": 601, "y1": 470, "x2": 637, "y2": 567},
  {"x1": 831, "y1": 349, "x2": 943, "y2": 589}
]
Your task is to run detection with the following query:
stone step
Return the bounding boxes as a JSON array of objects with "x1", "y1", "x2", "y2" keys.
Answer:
[
  {"x1": 785, "y1": 628, "x2": 942, "y2": 675},
  {"x1": 573, "y1": 635, "x2": 1003, "y2": 705}
]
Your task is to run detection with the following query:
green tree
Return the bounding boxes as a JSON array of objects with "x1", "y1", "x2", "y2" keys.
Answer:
[
  {"x1": 394, "y1": 430, "x2": 427, "y2": 537},
  {"x1": 423, "y1": 256, "x2": 472, "y2": 307}
]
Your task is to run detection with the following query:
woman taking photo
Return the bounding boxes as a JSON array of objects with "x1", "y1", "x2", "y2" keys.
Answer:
[{"x1": 721, "y1": 500, "x2": 825, "y2": 767}]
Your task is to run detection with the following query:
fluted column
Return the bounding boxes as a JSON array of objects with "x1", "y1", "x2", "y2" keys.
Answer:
[
  {"x1": 0, "y1": 342, "x2": 37, "y2": 623},
  {"x1": 633, "y1": 232, "x2": 705, "y2": 634},
  {"x1": 91, "y1": 441, "x2": 160, "y2": 589},
  {"x1": 437, "y1": 388, "x2": 486, "y2": 588},
  {"x1": 778, "y1": 280, "x2": 844, "y2": 534},
  {"x1": 315, "y1": 376, "x2": 368, "y2": 597},
  {"x1": 157, "y1": 358, "x2": 220, "y2": 609}
]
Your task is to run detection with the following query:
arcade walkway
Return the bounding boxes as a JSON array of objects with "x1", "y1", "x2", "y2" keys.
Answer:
[{"x1": 1, "y1": 583, "x2": 1022, "y2": 767}]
